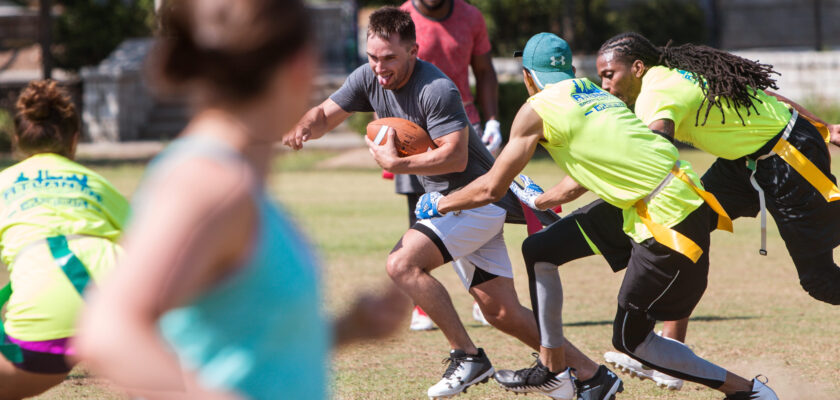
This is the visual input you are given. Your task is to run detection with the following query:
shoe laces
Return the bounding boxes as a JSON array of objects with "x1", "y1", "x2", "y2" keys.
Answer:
[
  {"x1": 440, "y1": 353, "x2": 466, "y2": 380},
  {"x1": 511, "y1": 353, "x2": 551, "y2": 384}
]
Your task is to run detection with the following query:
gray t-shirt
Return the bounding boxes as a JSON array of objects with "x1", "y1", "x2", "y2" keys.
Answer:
[{"x1": 330, "y1": 60, "x2": 524, "y2": 223}]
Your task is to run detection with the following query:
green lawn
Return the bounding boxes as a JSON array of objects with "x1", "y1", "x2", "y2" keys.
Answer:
[{"x1": 18, "y1": 148, "x2": 840, "y2": 399}]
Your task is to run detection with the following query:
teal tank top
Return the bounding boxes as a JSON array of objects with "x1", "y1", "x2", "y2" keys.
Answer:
[{"x1": 140, "y1": 136, "x2": 329, "y2": 399}]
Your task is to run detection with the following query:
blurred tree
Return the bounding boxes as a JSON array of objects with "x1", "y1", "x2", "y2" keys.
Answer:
[
  {"x1": 607, "y1": 0, "x2": 707, "y2": 47},
  {"x1": 469, "y1": 0, "x2": 616, "y2": 55},
  {"x1": 346, "y1": 0, "x2": 706, "y2": 55},
  {"x1": 53, "y1": 0, "x2": 156, "y2": 71}
]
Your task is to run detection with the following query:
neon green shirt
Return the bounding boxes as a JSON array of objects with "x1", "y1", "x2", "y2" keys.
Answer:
[
  {"x1": 529, "y1": 78, "x2": 704, "y2": 242},
  {"x1": 634, "y1": 66, "x2": 791, "y2": 160},
  {"x1": 0, "y1": 153, "x2": 129, "y2": 265},
  {"x1": 0, "y1": 154, "x2": 129, "y2": 340}
]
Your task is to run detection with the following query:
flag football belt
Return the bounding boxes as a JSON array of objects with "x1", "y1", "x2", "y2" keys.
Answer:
[
  {"x1": 635, "y1": 161, "x2": 733, "y2": 263},
  {"x1": 745, "y1": 109, "x2": 840, "y2": 256},
  {"x1": 0, "y1": 234, "x2": 93, "y2": 363}
]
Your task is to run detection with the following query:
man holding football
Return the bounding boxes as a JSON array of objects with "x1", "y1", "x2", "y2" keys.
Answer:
[{"x1": 283, "y1": 8, "x2": 612, "y2": 399}]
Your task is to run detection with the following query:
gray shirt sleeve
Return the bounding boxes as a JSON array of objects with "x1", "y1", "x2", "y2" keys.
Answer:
[
  {"x1": 329, "y1": 65, "x2": 374, "y2": 113},
  {"x1": 420, "y1": 78, "x2": 469, "y2": 140}
]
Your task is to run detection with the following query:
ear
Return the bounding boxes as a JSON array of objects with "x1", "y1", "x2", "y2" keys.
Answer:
[
  {"x1": 408, "y1": 42, "x2": 418, "y2": 57},
  {"x1": 522, "y1": 69, "x2": 539, "y2": 95},
  {"x1": 632, "y1": 60, "x2": 646, "y2": 78},
  {"x1": 572, "y1": 66, "x2": 577, "y2": 75}
]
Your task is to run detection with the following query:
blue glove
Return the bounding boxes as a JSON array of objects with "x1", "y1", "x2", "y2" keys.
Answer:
[
  {"x1": 415, "y1": 192, "x2": 445, "y2": 219},
  {"x1": 509, "y1": 174, "x2": 545, "y2": 210}
]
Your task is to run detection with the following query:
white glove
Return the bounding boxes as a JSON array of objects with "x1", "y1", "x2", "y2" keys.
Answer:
[
  {"x1": 509, "y1": 174, "x2": 546, "y2": 211},
  {"x1": 482, "y1": 119, "x2": 502, "y2": 157}
]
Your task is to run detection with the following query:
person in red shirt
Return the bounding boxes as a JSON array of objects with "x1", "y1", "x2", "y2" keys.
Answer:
[{"x1": 398, "y1": 0, "x2": 503, "y2": 331}]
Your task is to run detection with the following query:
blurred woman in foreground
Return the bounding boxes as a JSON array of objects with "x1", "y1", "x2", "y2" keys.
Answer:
[
  {"x1": 0, "y1": 80, "x2": 129, "y2": 399},
  {"x1": 76, "y1": 1, "x2": 408, "y2": 399}
]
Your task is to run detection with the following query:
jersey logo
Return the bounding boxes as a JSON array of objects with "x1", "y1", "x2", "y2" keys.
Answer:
[{"x1": 550, "y1": 56, "x2": 565, "y2": 66}]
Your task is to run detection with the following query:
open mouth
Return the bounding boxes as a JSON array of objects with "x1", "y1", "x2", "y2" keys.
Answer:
[{"x1": 377, "y1": 73, "x2": 393, "y2": 86}]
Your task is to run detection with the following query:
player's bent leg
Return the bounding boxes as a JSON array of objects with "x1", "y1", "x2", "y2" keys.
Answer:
[
  {"x1": 399, "y1": 208, "x2": 508, "y2": 399},
  {"x1": 611, "y1": 306, "x2": 777, "y2": 398},
  {"x1": 612, "y1": 305, "x2": 727, "y2": 388},
  {"x1": 791, "y1": 250, "x2": 840, "y2": 305},
  {"x1": 469, "y1": 275, "x2": 539, "y2": 349},
  {"x1": 386, "y1": 229, "x2": 475, "y2": 354},
  {"x1": 604, "y1": 318, "x2": 687, "y2": 390}
]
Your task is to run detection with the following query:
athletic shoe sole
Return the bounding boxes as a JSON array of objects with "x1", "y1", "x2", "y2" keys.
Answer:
[
  {"x1": 428, "y1": 367, "x2": 495, "y2": 399},
  {"x1": 496, "y1": 380, "x2": 575, "y2": 399},
  {"x1": 605, "y1": 359, "x2": 681, "y2": 391}
]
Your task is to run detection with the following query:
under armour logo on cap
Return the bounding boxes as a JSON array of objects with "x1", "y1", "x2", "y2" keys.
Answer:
[{"x1": 550, "y1": 56, "x2": 565, "y2": 66}]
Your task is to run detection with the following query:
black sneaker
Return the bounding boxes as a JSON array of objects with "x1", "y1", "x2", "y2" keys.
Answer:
[
  {"x1": 493, "y1": 353, "x2": 575, "y2": 399},
  {"x1": 427, "y1": 348, "x2": 494, "y2": 399},
  {"x1": 575, "y1": 365, "x2": 624, "y2": 400}
]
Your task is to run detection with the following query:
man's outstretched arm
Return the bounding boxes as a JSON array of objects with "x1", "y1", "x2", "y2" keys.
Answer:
[
  {"x1": 283, "y1": 99, "x2": 352, "y2": 150},
  {"x1": 437, "y1": 102, "x2": 544, "y2": 214}
]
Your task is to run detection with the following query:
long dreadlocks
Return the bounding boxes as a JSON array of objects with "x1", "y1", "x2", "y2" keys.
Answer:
[{"x1": 598, "y1": 32, "x2": 780, "y2": 126}]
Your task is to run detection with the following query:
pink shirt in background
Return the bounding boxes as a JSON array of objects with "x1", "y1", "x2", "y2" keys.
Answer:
[{"x1": 401, "y1": 0, "x2": 491, "y2": 125}]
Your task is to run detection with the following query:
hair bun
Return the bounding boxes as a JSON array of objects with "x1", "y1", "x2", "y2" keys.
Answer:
[{"x1": 16, "y1": 80, "x2": 74, "y2": 123}]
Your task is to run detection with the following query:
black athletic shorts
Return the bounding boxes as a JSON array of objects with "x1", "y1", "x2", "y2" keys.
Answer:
[
  {"x1": 567, "y1": 199, "x2": 633, "y2": 272},
  {"x1": 617, "y1": 204, "x2": 712, "y2": 321},
  {"x1": 701, "y1": 116, "x2": 840, "y2": 256},
  {"x1": 5, "y1": 341, "x2": 75, "y2": 374}
]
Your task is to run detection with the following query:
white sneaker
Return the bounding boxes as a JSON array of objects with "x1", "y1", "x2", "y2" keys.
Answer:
[
  {"x1": 725, "y1": 376, "x2": 778, "y2": 400},
  {"x1": 472, "y1": 302, "x2": 490, "y2": 326},
  {"x1": 427, "y1": 348, "x2": 494, "y2": 399},
  {"x1": 410, "y1": 306, "x2": 435, "y2": 331},
  {"x1": 603, "y1": 351, "x2": 683, "y2": 391}
]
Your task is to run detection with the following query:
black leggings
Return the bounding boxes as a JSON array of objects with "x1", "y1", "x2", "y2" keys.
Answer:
[
  {"x1": 522, "y1": 216, "x2": 595, "y2": 331},
  {"x1": 611, "y1": 305, "x2": 727, "y2": 389}
]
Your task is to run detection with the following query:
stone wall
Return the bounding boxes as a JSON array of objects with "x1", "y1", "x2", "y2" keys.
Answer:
[{"x1": 80, "y1": 39, "x2": 155, "y2": 142}]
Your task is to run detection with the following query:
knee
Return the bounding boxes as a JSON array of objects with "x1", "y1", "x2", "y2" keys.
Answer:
[
  {"x1": 386, "y1": 253, "x2": 419, "y2": 283},
  {"x1": 522, "y1": 233, "x2": 548, "y2": 269},
  {"x1": 480, "y1": 305, "x2": 505, "y2": 327},
  {"x1": 612, "y1": 307, "x2": 651, "y2": 353}
]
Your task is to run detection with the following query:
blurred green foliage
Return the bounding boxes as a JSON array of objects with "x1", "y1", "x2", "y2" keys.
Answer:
[
  {"x1": 0, "y1": 109, "x2": 14, "y2": 153},
  {"x1": 608, "y1": 0, "x2": 707, "y2": 47},
  {"x1": 355, "y1": 0, "x2": 707, "y2": 54},
  {"x1": 53, "y1": 0, "x2": 157, "y2": 71},
  {"x1": 347, "y1": 112, "x2": 375, "y2": 135}
]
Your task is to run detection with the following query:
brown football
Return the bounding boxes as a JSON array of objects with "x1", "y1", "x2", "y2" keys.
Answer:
[{"x1": 366, "y1": 117, "x2": 436, "y2": 157}]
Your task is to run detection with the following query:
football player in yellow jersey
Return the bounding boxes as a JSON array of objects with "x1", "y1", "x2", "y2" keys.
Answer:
[
  {"x1": 0, "y1": 80, "x2": 129, "y2": 398},
  {"x1": 596, "y1": 32, "x2": 840, "y2": 390},
  {"x1": 417, "y1": 32, "x2": 778, "y2": 400}
]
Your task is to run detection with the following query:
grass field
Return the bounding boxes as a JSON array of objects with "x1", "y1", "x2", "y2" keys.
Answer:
[{"x1": 12, "y1": 147, "x2": 840, "y2": 399}]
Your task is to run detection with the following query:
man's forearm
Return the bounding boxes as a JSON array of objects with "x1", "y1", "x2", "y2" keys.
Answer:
[
  {"x1": 475, "y1": 70, "x2": 499, "y2": 122},
  {"x1": 438, "y1": 173, "x2": 506, "y2": 214},
  {"x1": 535, "y1": 176, "x2": 587, "y2": 210},
  {"x1": 382, "y1": 143, "x2": 467, "y2": 175}
]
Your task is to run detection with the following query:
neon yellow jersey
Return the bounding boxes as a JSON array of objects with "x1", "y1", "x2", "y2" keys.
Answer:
[
  {"x1": 0, "y1": 153, "x2": 128, "y2": 340},
  {"x1": 0, "y1": 153, "x2": 129, "y2": 265},
  {"x1": 528, "y1": 78, "x2": 704, "y2": 242},
  {"x1": 634, "y1": 66, "x2": 791, "y2": 160}
]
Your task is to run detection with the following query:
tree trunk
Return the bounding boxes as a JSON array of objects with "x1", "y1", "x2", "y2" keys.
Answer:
[{"x1": 39, "y1": 0, "x2": 52, "y2": 80}]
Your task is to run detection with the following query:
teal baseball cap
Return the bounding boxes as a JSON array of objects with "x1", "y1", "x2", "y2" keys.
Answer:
[{"x1": 515, "y1": 32, "x2": 574, "y2": 89}]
